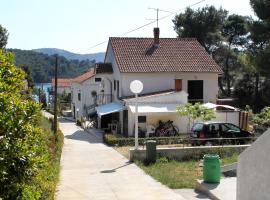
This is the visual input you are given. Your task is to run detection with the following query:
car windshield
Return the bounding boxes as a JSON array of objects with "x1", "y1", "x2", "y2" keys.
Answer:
[{"x1": 192, "y1": 123, "x2": 203, "y2": 131}]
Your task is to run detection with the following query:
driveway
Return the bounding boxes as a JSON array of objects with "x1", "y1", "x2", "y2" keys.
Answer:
[{"x1": 55, "y1": 118, "x2": 186, "y2": 200}]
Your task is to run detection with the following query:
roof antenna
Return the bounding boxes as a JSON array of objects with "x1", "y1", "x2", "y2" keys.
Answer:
[{"x1": 147, "y1": 8, "x2": 174, "y2": 27}]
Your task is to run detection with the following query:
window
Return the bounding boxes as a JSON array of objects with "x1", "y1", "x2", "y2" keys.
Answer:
[
  {"x1": 188, "y1": 80, "x2": 203, "y2": 102},
  {"x1": 138, "y1": 116, "x2": 146, "y2": 123},
  {"x1": 224, "y1": 123, "x2": 240, "y2": 132},
  {"x1": 114, "y1": 80, "x2": 116, "y2": 91},
  {"x1": 78, "y1": 93, "x2": 81, "y2": 101},
  {"x1": 95, "y1": 77, "x2": 102, "y2": 82},
  {"x1": 175, "y1": 79, "x2": 182, "y2": 91},
  {"x1": 116, "y1": 80, "x2": 119, "y2": 98}
]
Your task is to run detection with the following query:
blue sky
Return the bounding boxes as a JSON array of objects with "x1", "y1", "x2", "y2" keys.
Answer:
[{"x1": 1, "y1": 0, "x2": 254, "y2": 53}]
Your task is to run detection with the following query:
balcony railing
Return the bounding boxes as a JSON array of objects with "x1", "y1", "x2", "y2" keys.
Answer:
[{"x1": 96, "y1": 94, "x2": 112, "y2": 105}]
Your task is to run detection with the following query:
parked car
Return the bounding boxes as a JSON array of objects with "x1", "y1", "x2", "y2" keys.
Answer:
[{"x1": 190, "y1": 122, "x2": 254, "y2": 146}]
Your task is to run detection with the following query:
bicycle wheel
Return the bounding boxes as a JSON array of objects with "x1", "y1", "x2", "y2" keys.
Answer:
[{"x1": 173, "y1": 126, "x2": 179, "y2": 136}]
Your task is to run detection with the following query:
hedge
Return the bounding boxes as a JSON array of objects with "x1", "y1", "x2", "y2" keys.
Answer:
[{"x1": 103, "y1": 133, "x2": 188, "y2": 147}]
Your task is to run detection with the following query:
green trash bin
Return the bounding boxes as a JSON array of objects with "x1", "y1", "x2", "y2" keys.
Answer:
[
  {"x1": 203, "y1": 154, "x2": 220, "y2": 183},
  {"x1": 146, "y1": 140, "x2": 156, "y2": 163}
]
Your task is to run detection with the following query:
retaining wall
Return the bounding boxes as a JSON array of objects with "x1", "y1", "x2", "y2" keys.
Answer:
[{"x1": 129, "y1": 145, "x2": 250, "y2": 161}]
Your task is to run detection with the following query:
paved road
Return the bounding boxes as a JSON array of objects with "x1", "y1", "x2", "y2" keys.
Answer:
[{"x1": 55, "y1": 119, "x2": 186, "y2": 200}]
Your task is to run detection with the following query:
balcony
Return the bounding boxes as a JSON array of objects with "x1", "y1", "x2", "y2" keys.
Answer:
[{"x1": 96, "y1": 94, "x2": 112, "y2": 105}]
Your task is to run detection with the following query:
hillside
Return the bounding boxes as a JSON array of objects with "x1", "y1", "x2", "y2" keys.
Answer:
[
  {"x1": 10, "y1": 49, "x2": 95, "y2": 83},
  {"x1": 33, "y1": 48, "x2": 105, "y2": 62}
]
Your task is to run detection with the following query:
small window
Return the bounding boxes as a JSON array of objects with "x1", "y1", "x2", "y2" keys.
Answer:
[
  {"x1": 138, "y1": 116, "x2": 146, "y2": 123},
  {"x1": 114, "y1": 80, "x2": 116, "y2": 91},
  {"x1": 78, "y1": 93, "x2": 81, "y2": 101},
  {"x1": 95, "y1": 77, "x2": 102, "y2": 82},
  {"x1": 116, "y1": 80, "x2": 120, "y2": 98}
]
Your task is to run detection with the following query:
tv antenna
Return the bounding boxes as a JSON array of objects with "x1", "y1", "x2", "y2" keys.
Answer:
[{"x1": 147, "y1": 7, "x2": 174, "y2": 27}]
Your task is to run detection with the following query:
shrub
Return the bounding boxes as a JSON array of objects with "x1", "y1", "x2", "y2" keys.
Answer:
[
  {"x1": 76, "y1": 118, "x2": 82, "y2": 126},
  {"x1": 103, "y1": 133, "x2": 188, "y2": 147},
  {"x1": 0, "y1": 50, "x2": 63, "y2": 199},
  {"x1": 252, "y1": 107, "x2": 270, "y2": 133}
]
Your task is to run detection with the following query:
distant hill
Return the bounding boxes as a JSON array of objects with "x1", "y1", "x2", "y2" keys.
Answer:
[
  {"x1": 10, "y1": 49, "x2": 95, "y2": 83},
  {"x1": 33, "y1": 48, "x2": 105, "y2": 62}
]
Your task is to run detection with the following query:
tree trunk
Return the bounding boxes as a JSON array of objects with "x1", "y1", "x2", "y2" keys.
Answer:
[
  {"x1": 218, "y1": 77, "x2": 226, "y2": 96},
  {"x1": 254, "y1": 73, "x2": 260, "y2": 112},
  {"x1": 225, "y1": 52, "x2": 231, "y2": 97}
]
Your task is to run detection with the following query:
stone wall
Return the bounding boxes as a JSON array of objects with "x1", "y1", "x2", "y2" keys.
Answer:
[{"x1": 130, "y1": 145, "x2": 249, "y2": 162}]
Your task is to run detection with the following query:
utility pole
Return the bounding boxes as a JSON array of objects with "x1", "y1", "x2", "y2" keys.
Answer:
[
  {"x1": 38, "y1": 88, "x2": 41, "y2": 103},
  {"x1": 54, "y1": 55, "x2": 58, "y2": 134}
]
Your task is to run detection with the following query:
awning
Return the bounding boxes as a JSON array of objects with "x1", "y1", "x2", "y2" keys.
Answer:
[
  {"x1": 202, "y1": 102, "x2": 238, "y2": 111},
  {"x1": 128, "y1": 104, "x2": 177, "y2": 113},
  {"x1": 96, "y1": 102, "x2": 124, "y2": 117}
]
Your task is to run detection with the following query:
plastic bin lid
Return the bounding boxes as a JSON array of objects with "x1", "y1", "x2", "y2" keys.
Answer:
[{"x1": 203, "y1": 154, "x2": 220, "y2": 159}]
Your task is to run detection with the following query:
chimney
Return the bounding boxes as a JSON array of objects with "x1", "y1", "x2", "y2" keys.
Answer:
[{"x1": 153, "y1": 27, "x2": 160, "y2": 47}]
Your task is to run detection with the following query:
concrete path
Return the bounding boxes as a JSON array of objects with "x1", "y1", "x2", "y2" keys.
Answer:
[
  {"x1": 196, "y1": 178, "x2": 236, "y2": 200},
  {"x1": 55, "y1": 119, "x2": 186, "y2": 200},
  {"x1": 174, "y1": 189, "x2": 210, "y2": 200}
]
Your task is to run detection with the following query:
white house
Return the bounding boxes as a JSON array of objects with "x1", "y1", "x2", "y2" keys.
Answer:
[
  {"x1": 71, "y1": 63, "x2": 113, "y2": 118},
  {"x1": 94, "y1": 28, "x2": 224, "y2": 136}
]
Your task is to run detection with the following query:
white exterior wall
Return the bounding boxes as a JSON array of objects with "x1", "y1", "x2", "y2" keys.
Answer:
[
  {"x1": 127, "y1": 109, "x2": 189, "y2": 136},
  {"x1": 104, "y1": 41, "x2": 220, "y2": 136},
  {"x1": 237, "y1": 129, "x2": 270, "y2": 200},
  {"x1": 57, "y1": 87, "x2": 71, "y2": 94},
  {"x1": 71, "y1": 82, "x2": 83, "y2": 118},
  {"x1": 71, "y1": 74, "x2": 113, "y2": 118},
  {"x1": 126, "y1": 110, "x2": 240, "y2": 136},
  {"x1": 121, "y1": 72, "x2": 218, "y2": 103},
  {"x1": 105, "y1": 43, "x2": 122, "y2": 102},
  {"x1": 215, "y1": 111, "x2": 240, "y2": 126}
]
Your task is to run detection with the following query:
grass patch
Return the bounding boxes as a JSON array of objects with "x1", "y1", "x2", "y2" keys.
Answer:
[
  {"x1": 221, "y1": 152, "x2": 238, "y2": 165},
  {"x1": 136, "y1": 158, "x2": 202, "y2": 188},
  {"x1": 135, "y1": 153, "x2": 239, "y2": 189}
]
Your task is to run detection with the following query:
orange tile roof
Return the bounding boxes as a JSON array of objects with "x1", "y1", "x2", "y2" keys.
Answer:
[
  {"x1": 109, "y1": 37, "x2": 223, "y2": 73},
  {"x1": 72, "y1": 69, "x2": 95, "y2": 83},
  {"x1": 51, "y1": 78, "x2": 72, "y2": 87}
]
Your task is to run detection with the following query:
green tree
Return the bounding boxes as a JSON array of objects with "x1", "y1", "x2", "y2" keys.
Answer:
[
  {"x1": 219, "y1": 14, "x2": 248, "y2": 96},
  {"x1": 0, "y1": 25, "x2": 8, "y2": 49},
  {"x1": 20, "y1": 65, "x2": 34, "y2": 89},
  {"x1": 176, "y1": 103, "x2": 216, "y2": 132},
  {"x1": 173, "y1": 6, "x2": 228, "y2": 53},
  {"x1": 173, "y1": 7, "x2": 249, "y2": 97},
  {"x1": 233, "y1": 1, "x2": 270, "y2": 111},
  {"x1": 0, "y1": 50, "x2": 47, "y2": 199},
  {"x1": 250, "y1": 0, "x2": 270, "y2": 20}
]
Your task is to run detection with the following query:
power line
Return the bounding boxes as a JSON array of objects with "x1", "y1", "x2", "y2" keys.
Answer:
[{"x1": 66, "y1": 0, "x2": 206, "y2": 59}]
